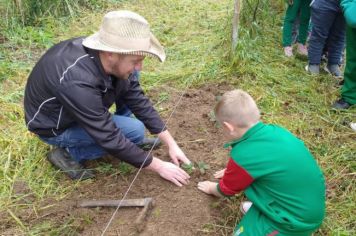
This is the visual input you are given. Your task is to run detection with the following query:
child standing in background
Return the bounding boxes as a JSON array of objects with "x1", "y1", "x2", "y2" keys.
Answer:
[
  {"x1": 332, "y1": 0, "x2": 356, "y2": 109},
  {"x1": 306, "y1": 0, "x2": 346, "y2": 77},
  {"x1": 282, "y1": 0, "x2": 311, "y2": 57},
  {"x1": 198, "y1": 90, "x2": 325, "y2": 236}
]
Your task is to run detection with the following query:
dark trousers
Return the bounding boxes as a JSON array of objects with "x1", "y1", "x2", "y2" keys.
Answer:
[{"x1": 308, "y1": 0, "x2": 345, "y2": 65}]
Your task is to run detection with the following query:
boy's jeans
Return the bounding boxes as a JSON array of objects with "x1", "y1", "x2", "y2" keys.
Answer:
[
  {"x1": 40, "y1": 114, "x2": 145, "y2": 163},
  {"x1": 308, "y1": 0, "x2": 345, "y2": 65}
]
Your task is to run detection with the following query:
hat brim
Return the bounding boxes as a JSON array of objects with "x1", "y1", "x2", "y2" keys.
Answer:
[{"x1": 82, "y1": 32, "x2": 166, "y2": 62}]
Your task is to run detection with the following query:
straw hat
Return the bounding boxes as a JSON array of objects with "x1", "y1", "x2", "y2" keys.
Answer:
[{"x1": 83, "y1": 10, "x2": 166, "y2": 62}]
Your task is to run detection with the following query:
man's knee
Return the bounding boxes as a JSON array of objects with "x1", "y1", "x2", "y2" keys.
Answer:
[
  {"x1": 112, "y1": 115, "x2": 145, "y2": 144},
  {"x1": 131, "y1": 119, "x2": 145, "y2": 143}
]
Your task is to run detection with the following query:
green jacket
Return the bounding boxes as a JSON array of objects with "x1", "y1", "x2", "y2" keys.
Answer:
[{"x1": 221, "y1": 122, "x2": 325, "y2": 234}]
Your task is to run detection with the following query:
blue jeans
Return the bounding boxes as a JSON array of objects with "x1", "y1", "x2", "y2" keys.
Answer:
[
  {"x1": 40, "y1": 114, "x2": 145, "y2": 163},
  {"x1": 308, "y1": 0, "x2": 345, "y2": 65}
]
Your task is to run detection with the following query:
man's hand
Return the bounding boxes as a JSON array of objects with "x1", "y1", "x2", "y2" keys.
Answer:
[
  {"x1": 158, "y1": 130, "x2": 191, "y2": 165},
  {"x1": 214, "y1": 168, "x2": 226, "y2": 179},
  {"x1": 146, "y1": 157, "x2": 190, "y2": 187},
  {"x1": 168, "y1": 144, "x2": 191, "y2": 166},
  {"x1": 197, "y1": 181, "x2": 221, "y2": 197}
]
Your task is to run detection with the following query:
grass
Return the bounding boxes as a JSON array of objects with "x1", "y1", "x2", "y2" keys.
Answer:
[{"x1": 0, "y1": 0, "x2": 355, "y2": 235}]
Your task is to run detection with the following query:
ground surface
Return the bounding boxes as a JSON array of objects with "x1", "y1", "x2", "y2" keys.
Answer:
[{"x1": 2, "y1": 83, "x2": 237, "y2": 235}]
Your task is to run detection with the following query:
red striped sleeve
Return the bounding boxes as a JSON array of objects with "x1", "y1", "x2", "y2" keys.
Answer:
[{"x1": 218, "y1": 158, "x2": 254, "y2": 196}]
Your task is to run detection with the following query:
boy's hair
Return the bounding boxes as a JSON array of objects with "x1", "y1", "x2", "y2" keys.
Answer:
[{"x1": 214, "y1": 89, "x2": 260, "y2": 128}]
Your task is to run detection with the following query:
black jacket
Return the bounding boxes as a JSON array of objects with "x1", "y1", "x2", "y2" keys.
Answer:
[{"x1": 24, "y1": 37, "x2": 165, "y2": 167}]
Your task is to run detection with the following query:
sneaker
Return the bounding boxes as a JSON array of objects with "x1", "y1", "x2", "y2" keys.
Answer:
[
  {"x1": 350, "y1": 123, "x2": 356, "y2": 132},
  {"x1": 305, "y1": 64, "x2": 320, "y2": 75},
  {"x1": 332, "y1": 98, "x2": 351, "y2": 110},
  {"x1": 284, "y1": 46, "x2": 293, "y2": 57},
  {"x1": 297, "y1": 43, "x2": 308, "y2": 56},
  {"x1": 240, "y1": 201, "x2": 253, "y2": 215},
  {"x1": 47, "y1": 148, "x2": 95, "y2": 180},
  {"x1": 138, "y1": 137, "x2": 162, "y2": 151},
  {"x1": 324, "y1": 64, "x2": 343, "y2": 79}
]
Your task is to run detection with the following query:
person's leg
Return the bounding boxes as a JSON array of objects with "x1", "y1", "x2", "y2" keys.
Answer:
[
  {"x1": 307, "y1": 4, "x2": 336, "y2": 67},
  {"x1": 233, "y1": 205, "x2": 278, "y2": 236},
  {"x1": 283, "y1": 0, "x2": 302, "y2": 48},
  {"x1": 41, "y1": 115, "x2": 145, "y2": 163},
  {"x1": 340, "y1": 27, "x2": 356, "y2": 107},
  {"x1": 297, "y1": 0, "x2": 311, "y2": 45},
  {"x1": 326, "y1": 12, "x2": 345, "y2": 66}
]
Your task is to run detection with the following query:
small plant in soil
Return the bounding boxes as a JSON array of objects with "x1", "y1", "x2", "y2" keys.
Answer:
[
  {"x1": 181, "y1": 163, "x2": 195, "y2": 175},
  {"x1": 197, "y1": 161, "x2": 210, "y2": 174},
  {"x1": 182, "y1": 161, "x2": 210, "y2": 175}
]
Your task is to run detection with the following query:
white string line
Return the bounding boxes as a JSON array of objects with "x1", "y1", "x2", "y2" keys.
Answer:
[{"x1": 100, "y1": 73, "x2": 199, "y2": 235}]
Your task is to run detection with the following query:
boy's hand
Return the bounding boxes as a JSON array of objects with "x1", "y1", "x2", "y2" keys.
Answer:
[
  {"x1": 214, "y1": 168, "x2": 226, "y2": 179},
  {"x1": 198, "y1": 181, "x2": 221, "y2": 197}
]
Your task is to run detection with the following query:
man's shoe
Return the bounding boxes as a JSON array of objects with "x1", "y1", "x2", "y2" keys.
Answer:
[
  {"x1": 240, "y1": 201, "x2": 253, "y2": 215},
  {"x1": 47, "y1": 148, "x2": 95, "y2": 180},
  {"x1": 324, "y1": 64, "x2": 343, "y2": 79},
  {"x1": 332, "y1": 98, "x2": 351, "y2": 110},
  {"x1": 305, "y1": 64, "x2": 320, "y2": 75},
  {"x1": 138, "y1": 137, "x2": 162, "y2": 151}
]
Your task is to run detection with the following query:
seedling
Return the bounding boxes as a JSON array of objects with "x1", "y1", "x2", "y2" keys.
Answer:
[
  {"x1": 197, "y1": 161, "x2": 210, "y2": 174},
  {"x1": 181, "y1": 163, "x2": 195, "y2": 175},
  {"x1": 182, "y1": 161, "x2": 210, "y2": 175}
]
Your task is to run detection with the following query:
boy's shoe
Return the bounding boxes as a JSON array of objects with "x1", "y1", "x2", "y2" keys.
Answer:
[
  {"x1": 305, "y1": 64, "x2": 320, "y2": 75},
  {"x1": 47, "y1": 148, "x2": 95, "y2": 180},
  {"x1": 284, "y1": 46, "x2": 293, "y2": 57},
  {"x1": 324, "y1": 64, "x2": 343, "y2": 79},
  {"x1": 138, "y1": 137, "x2": 162, "y2": 151},
  {"x1": 297, "y1": 43, "x2": 308, "y2": 56},
  {"x1": 350, "y1": 123, "x2": 356, "y2": 132},
  {"x1": 332, "y1": 98, "x2": 351, "y2": 110},
  {"x1": 240, "y1": 201, "x2": 253, "y2": 215}
]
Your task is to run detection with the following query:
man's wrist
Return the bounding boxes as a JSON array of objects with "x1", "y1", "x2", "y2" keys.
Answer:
[
  {"x1": 145, "y1": 157, "x2": 161, "y2": 172},
  {"x1": 158, "y1": 130, "x2": 177, "y2": 147}
]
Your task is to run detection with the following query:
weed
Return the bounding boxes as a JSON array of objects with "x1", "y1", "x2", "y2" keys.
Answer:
[
  {"x1": 118, "y1": 162, "x2": 134, "y2": 176},
  {"x1": 95, "y1": 162, "x2": 115, "y2": 174}
]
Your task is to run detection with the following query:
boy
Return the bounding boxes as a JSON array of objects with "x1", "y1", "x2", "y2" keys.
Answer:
[{"x1": 198, "y1": 90, "x2": 325, "y2": 235}]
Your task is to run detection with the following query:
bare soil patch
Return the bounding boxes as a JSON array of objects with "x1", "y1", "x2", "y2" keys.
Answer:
[{"x1": 2, "y1": 83, "x2": 236, "y2": 235}]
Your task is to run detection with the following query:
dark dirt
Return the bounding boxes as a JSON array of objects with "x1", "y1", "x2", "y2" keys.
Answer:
[{"x1": 2, "y1": 83, "x2": 237, "y2": 235}]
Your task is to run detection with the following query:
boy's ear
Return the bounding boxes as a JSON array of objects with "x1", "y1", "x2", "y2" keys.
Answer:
[{"x1": 222, "y1": 121, "x2": 235, "y2": 133}]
